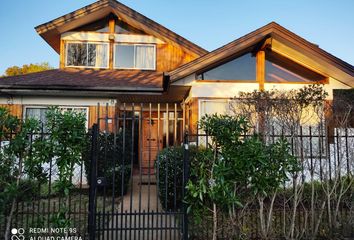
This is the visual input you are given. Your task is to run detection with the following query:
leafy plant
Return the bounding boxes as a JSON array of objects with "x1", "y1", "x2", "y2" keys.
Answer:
[
  {"x1": 185, "y1": 114, "x2": 299, "y2": 239},
  {"x1": 0, "y1": 107, "x2": 44, "y2": 239},
  {"x1": 44, "y1": 107, "x2": 87, "y2": 227}
]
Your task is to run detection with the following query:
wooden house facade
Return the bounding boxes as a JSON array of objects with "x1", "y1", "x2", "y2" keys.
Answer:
[{"x1": 0, "y1": 0, "x2": 353, "y2": 173}]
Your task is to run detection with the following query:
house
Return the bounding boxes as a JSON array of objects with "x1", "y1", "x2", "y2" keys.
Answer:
[{"x1": 0, "y1": 0, "x2": 353, "y2": 173}]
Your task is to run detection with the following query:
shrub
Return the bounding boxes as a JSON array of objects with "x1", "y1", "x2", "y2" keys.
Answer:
[
  {"x1": 156, "y1": 146, "x2": 213, "y2": 212},
  {"x1": 155, "y1": 146, "x2": 184, "y2": 211},
  {"x1": 84, "y1": 130, "x2": 132, "y2": 196}
]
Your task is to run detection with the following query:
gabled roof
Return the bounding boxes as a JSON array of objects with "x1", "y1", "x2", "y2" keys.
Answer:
[
  {"x1": 0, "y1": 69, "x2": 164, "y2": 93},
  {"x1": 35, "y1": 0, "x2": 207, "y2": 57},
  {"x1": 169, "y1": 22, "x2": 354, "y2": 87}
]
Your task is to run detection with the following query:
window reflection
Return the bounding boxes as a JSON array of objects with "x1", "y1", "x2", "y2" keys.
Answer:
[
  {"x1": 197, "y1": 53, "x2": 256, "y2": 80},
  {"x1": 265, "y1": 51, "x2": 325, "y2": 83}
]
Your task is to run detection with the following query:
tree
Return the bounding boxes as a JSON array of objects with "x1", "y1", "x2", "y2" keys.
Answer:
[{"x1": 3, "y1": 62, "x2": 53, "y2": 77}]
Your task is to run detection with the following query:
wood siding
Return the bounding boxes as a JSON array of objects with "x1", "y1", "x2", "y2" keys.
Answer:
[
  {"x1": 0, "y1": 104, "x2": 23, "y2": 119},
  {"x1": 186, "y1": 98, "x2": 199, "y2": 136},
  {"x1": 88, "y1": 105, "x2": 117, "y2": 130},
  {"x1": 60, "y1": 40, "x2": 199, "y2": 72},
  {"x1": 156, "y1": 43, "x2": 199, "y2": 72}
]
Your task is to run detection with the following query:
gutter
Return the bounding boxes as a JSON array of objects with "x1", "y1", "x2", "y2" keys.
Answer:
[
  {"x1": 0, "y1": 84, "x2": 166, "y2": 98},
  {"x1": 0, "y1": 85, "x2": 164, "y2": 92},
  {"x1": 0, "y1": 88, "x2": 165, "y2": 98}
]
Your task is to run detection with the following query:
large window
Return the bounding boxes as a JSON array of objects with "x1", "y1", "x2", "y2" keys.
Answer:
[
  {"x1": 197, "y1": 53, "x2": 256, "y2": 81},
  {"x1": 25, "y1": 107, "x2": 88, "y2": 129},
  {"x1": 265, "y1": 51, "x2": 325, "y2": 83},
  {"x1": 25, "y1": 108, "x2": 48, "y2": 126},
  {"x1": 66, "y1": 42, "x2": 109, "y2": 68},
  {"x1": 114, "y1": 44, "x2": 156, "y2": 70}
]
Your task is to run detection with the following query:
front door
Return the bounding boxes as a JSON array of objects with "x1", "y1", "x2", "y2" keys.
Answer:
[{"x1": 141, "y1": 112, "x2": 162, "y2": 174}]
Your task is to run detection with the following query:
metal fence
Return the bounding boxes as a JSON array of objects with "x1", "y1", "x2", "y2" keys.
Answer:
[
  {"x1": 187, "y1": 125, "x2": 354, "y2": 239},
  {"x1": 0, "y1": 130, "x2": 89, "y2": 239},
  {"x1": 1, "y1": 104, "x2": 353, "y2": 240},
  {"x1": 1, "y1": 102, "x2": 187, "y2": 240},
  {"x1": 87, "y1": 102, "x2": 188, "y2": 240}
]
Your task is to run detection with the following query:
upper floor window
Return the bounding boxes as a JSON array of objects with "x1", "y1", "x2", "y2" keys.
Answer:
[
  {"x1": 197, "y1": 53, "x2": 256, "y2": 81},
  {"x1": 114, "y1": 44, "x2": 156, "y2": 70},
  {"x1": 74, "y1": 18, "x2": 109, "y2": 33},
  {"x1": 66, "y1": 42, "x2": 109, "y2": 68}
]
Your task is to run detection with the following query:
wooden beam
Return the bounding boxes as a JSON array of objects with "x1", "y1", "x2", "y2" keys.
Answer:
[
  {"x1": 109, "y1": 18, "x2": 115, "y2": 69},
  {"x1": 59, "y1": 39, "x2": 65, "y2": 69},
  {"x1": 256, "y1": 50, "x2": 265, "y2": 91}
]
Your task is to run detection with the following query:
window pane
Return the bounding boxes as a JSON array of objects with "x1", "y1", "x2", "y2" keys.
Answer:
[
  {"x1": 135, "y1": 45, "x2": 155, "y2": 69},
  {"x1": 25, "y1": 108, "x2": 48, "y2": 127},
  {"x1": 200, "y1": 53, "x2": 256, "y2": 80},
  {"x1": 87, "y1": 44, "x2": 97, "y2": 67},
  {"x1": 67, "y1": 43, "x2": 108, "y2": 68},
  {"x1": 115, "y1": 45, "x2": 134, "y2": 68},
  {"x1": 91, "y1": 44, "x2": 108, "y2": 68},
  {"x1": 67, "y1": 43, "x2": 87, "y2": 66},
  {"x1": 266, "y1": 60, "x2": 313, "y2": 83},
  {"x1": 74, "y1": 18, "x2": 109, "y2": 32},
  {"x1": 200, "y1": 100, "x2": 229, "y2": 117},
  {"x1": 265, "y1": 51, "x2": 325, "y2": 83}
]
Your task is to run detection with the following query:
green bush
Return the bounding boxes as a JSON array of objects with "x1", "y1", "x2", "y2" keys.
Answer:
[
  {"x1": 155, "y1": 146, "x2": 184, "y2": 211},
  {"x1": 84, "y1": 130, "x2": 132, "y2": 196},
  {"x1": 156, "y1": 146, "x2": 213, "y2": 211},
  {"x1": 17, "y1": 179, "x2": 41, "y2": 201}
]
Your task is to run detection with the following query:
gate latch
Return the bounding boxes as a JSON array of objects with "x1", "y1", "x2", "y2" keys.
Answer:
[{"x1": 96, "y1": 177, "x2": 107, "y2": 187}]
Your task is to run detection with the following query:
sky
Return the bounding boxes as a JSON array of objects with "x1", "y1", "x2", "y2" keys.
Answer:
[{"x1": 0, "y1": 0, "x2": 353, "y2": 75}]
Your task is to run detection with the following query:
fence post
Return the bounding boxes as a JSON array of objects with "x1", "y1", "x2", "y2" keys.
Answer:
[
  {"x1": 183, "y1": 131, "x2": 190, "y2": 240},
  {"x1": 88, "y1": 124, "x2": 98, "y2": 240}
]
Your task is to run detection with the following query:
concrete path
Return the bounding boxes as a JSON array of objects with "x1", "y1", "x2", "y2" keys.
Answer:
[{"x1": 103, "y1": 174, "x2": 181, "y2": 240}]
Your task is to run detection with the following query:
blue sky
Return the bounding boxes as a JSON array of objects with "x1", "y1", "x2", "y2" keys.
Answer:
[{"x1": 0, "y1": 0, "x2": 353, "y2": 75}]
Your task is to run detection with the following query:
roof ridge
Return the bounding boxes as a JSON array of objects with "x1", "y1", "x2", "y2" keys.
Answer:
[
  {"x1": 168, "y1": 22, "x2": 354, "y2": 82},
  {"x1": 35, "y1": 0, "x2": 207, "y2": 57}
]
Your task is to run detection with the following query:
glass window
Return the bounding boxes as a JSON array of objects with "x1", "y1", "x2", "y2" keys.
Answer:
[
  {"x1": 25, "y1": 108, "x2": 48, "y2": 126},
  {"x1": 115, "y1": 45, "x2": 135, "y2": 69},
  {"x1": 199, "y1": 100, "x2": 229, "y2": 117},
  {"x1": 25, "y1": 107, "x2": 88, "y2": 129},
  {"x1": 115, "y1": 20, "x2": 146, "y2": 34},
  {"x1": 135, "y1": 45, "x2": 155, "y2": 69},
  {"x1": 114, "y1": 44, "x2": 156, "y2": 70},
  {"x1": 66, "y1": 42, "x2": 108, "y2": 68},
  {"x1": 74, "y1": 18, "x2": 109, "y2": 33},
  {"x1": 197, "y1": 53, "x2": 256, "y2": 80},
  {"x1": 265, "y1": 51, "x2": 325, "y2": 83}
]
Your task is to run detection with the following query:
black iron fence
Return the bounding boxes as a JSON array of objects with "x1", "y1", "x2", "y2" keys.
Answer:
[
  {"x1": 1, "y1": 102, "x2": 188, "y2": 240},
  {"x1": 187, "y1": 125, "x2": 354, "y2": 239},
  {"x1": 87, "y1": 102, "x2": 188, "y2": 240},
  {"x1": 0, "y1": 130, "x2": 89, "y2": 239},
  {"x1": 1, "y1": 104, "x2": 353, "y2": 240}
]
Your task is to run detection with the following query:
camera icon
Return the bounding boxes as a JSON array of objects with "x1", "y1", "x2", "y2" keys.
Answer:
[{"x1": 11, "y1": 228, "x2": 25, "y2": 240}]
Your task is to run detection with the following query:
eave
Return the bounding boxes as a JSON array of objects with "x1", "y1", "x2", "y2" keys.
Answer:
[
  {"x1": 168, "y1": 22, "x2": 354, "y2": 87},
  {"x1": 35, "y1": 0, "x2": 207, "y2": 57}
]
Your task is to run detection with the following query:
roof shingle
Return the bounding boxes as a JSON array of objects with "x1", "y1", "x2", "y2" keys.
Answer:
[{"x1": 0, "y1": 68, "x2": 164, "y2": 91}]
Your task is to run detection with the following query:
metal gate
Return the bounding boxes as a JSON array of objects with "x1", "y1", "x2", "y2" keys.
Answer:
[{"x1": 87, "y1": 103, "x2": 189, "y2": 240}]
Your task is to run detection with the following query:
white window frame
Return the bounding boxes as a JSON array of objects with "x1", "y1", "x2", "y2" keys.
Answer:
[
  {"x1": 65, "y1": 41, "x2": 110, "y2": 69},
  {"x1": 198, "y1": 99, "x2": 230, "y2": 120},
  {"x1": 113, "y1": 43, "x2": 156, "y2": 70},
  {"x1": 24, "y1": 106, "x2": 89, "y2": 130}
]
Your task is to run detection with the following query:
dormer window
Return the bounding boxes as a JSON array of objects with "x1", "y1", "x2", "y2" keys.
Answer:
[
  {"x1": 114, "y1": 44, "x2": 156, "y2": 70},
  {"x1": 66, "y1": 42, "x2": 109, "y2": 68}
]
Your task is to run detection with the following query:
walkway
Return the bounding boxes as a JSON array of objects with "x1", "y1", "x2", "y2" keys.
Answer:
[{"x1": 103, "y1": 174, "x2": 181, "y2": 240}]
